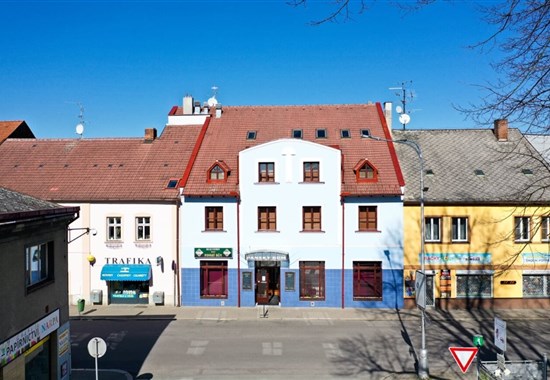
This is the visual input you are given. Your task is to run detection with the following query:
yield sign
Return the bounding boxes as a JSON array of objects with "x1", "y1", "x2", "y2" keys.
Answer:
[{"x1": 449, "y1": 347, "x2": 478, "y2": 373}]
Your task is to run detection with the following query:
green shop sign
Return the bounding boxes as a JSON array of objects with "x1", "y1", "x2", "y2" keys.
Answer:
[{"x1": 195, "y1": 247, "x2": 233, "y2": 259}]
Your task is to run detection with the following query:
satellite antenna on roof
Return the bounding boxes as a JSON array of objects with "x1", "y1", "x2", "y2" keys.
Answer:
[
  {"x1": 75, "y1": 103, "x2": 85, "y2": 138},
  {"x1": 207, "y1": 86, "x2": 219, "y2": 107},
  {"x1": 389, "y1": 81, "x2": 414, "y2": 130}
]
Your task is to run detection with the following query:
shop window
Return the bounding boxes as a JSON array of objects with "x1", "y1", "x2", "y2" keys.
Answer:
[
  {"x1": 353, "y1": 261, "x2": 382, "y2": 300},
  {"x1": 258, "y1": 206, "x2": 277, "y2": 231},
  {"x1": 523, "y1": 274, "x2": 550, "y2": 297},
  {"x1": 303, "y1": 162, "x2": 320, "y2": 182},
  {"x1": 425, "y1": 217, "x2": 441, "y2": 242},
  {"x1": 302, "y1": 206, "x2": 322, "y2": 231},
  {"x1": 299, "y1": 261, "x2": 325, "y2": 300},
  {"x1": 107, "y1": 216, "x2": 122, "y2": 240},
  {"x1": 200, "y1": 261, "x2": 228, "y2": 298},
  {"x1": 514, "y1": 216, "x2": 531, "y2": 242},
  {"x1": 358, "y1": 206, "x2": 377, "y2": 231},
  {"x1": 456, "y1": 274, "x2": 492, "y2": 298},
  {"x1": 542, "y1": 216, "x2": 550, "y2": 241},
  {"x1": 451, "y1": 217, "x2": 468, "y2": 242},
  {"x1": 25, "y1": 242, "x2": 54, "y2": 291},
  {"x1": 205, "y1": 207, "x2": 223, "y2": 231},
  {"x1": 136, "y1": 216, "x2": 151, "y2": 241},
  {"x1": 259, "y1": 162, "x2": 275, "y2": 182}
]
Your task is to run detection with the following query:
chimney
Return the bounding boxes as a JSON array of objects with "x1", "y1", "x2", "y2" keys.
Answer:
[
  {"x1": 494, "y1": 119, "x2": 508, "y2": 141},
  {"x1": 383, "y1": 101, "x2": 393, "y2": 131},
  {"x1": 183, "y1": 95, "x2": 194, "y2": 115},
  {"x1": 194, "y1": 101, "x2": 201, "y2": 114},
  {"x1": 144, "y1": 128, "x2": 157, "y2": 143},
  {"x1": 215, "y1": 103, "x2": 222, "y2": 118}
]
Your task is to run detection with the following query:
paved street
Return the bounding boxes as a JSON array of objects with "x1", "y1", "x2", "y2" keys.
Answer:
[{"x1": 69, "y1": 305, "x2": 550, "y2": 379}]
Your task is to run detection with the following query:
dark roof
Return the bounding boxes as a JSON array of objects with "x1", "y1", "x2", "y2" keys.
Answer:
[
  {"x1": 0, "y1": 120, "x2": 35, "y2": 144},
  {"x1": 0, "y1": 126, "x2": 201, "y2": 202},
  {"x1": 180, "y1": 104, "x2": 404, "y2": 197},
  {"x1": 0, "y1": 186, "x2": 79, "y2": 223},
  {"x1": 393, "y1": 128, "x2": 550, "y2": 204}
]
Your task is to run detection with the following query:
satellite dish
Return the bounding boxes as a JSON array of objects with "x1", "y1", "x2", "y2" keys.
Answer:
[
  {"x1": 76, "y1": 123, "x2": 84, "y2": 135},
  {"x1": 399, "y1": 113, "x2": 411, "y2": 125},
  {"x1": 207, "y1": 96, "x2": 218, "y2": 107},
  {"x1": 395, "y1": 105, "x2": 403, "y2": 114}
]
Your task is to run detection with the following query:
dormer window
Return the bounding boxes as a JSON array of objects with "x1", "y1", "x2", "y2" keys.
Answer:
[
  {"x1": 354, "y1": 159, "x2": 378, "y2": 182},
  {"x1": 207, "y1": 161, "x2": 230, "y2": 182}
]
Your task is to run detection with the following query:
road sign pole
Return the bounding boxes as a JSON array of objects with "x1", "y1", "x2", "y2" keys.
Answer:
[{"x1": 95, "y1": 339, "x2": 99, "y2": 380}]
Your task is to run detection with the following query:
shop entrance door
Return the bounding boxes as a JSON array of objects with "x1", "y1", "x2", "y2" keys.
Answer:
[{"x1": 255, "y1": 261, "x2": 280, "y2": 305}]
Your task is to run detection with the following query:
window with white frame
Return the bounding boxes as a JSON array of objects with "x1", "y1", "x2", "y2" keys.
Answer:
[
  {"x1": 107, "y1": 217, "x2": 122, "y2": 240},
  {"x1": 136, "y1": 216, "x2": 151, "y2": 240},
  {"x1": 541, "y1": 216, "x2": 550, "y2": 241},
  {"x1": 425, "y1": 217, "x2": 441, "y2": 242},
  {"x1": 456, "y1": 274, "x2": 492, "y2": 298},
  {"x1": 523, "y1": 274, "x2": 550, "y2": 297},
  {"x1": 514, "y1": 216, "x2": 530, "y2": 242},
  {"x1": 451, "y1": 217, "x2": 468, "y2": 242},
  {"x1": 26, "y1": 242, "x2": 54, "y2": 290}
]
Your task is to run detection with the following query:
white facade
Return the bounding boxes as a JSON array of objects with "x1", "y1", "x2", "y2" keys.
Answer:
[{"x1": 66, "y1": 202, "x2": 179, "y2": 306}]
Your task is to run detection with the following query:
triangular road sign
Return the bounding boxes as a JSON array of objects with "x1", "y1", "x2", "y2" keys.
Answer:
[{"x1": 449, "y1": 347, "x2": 478, "y2": 373}]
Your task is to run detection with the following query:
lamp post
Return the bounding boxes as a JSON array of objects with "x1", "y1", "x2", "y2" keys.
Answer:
[{"x1": 365, "y1": 134, "x2": 428, "y2": 379}]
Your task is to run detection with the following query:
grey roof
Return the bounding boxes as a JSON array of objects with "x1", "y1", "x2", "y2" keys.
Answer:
[
  {"x1": 525, "y1": 134, "x2": 550, "y2": 164},
  {"x1": 392, "y1": 129, "x2": 550, "y2": 204},
  {"x1": 0, "y1": 186, "x2": 63, "y2": 214}
]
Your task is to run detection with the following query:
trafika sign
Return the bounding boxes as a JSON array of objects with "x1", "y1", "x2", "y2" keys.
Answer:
[{"x1": 449, "y1": 347, "x2": 478, "y2": 373}]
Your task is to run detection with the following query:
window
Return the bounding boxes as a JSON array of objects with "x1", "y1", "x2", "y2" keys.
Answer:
[
  {"x1": 246, "y1": 131, "x2": 257, "y2": 140},
  {"x1": 26, "y1": 242, "x2": 54, "y2": 289},
  {"x1": 425, "y1": 217, "x2": 441, "y2": 242},
  {"x1": 292, "y1": 129, "x2": 303, "y2": 139},
  {"x1": 358, "y1": 206, "x2": 377, "y2": 231},
  {"x1": 523, "y1": 274, "x2": 550, "y2": 297},
  {"x1": 210, "y1": 165, "x2": 224, "y2": 180},
  {"x1": 315, "y1": 129, "x2": 327, "y2": 139},
  {"x1": 303, "y1": 162, "x2": 320, "y2": 182},
  {"x1": 258, "y1": 207, "x2": 277, "y2": 231},
  {"x1": 542, "y1": 217, "x2": 550, "y2": 241},
  {"x1": 515, "y1": 216, "x2": 530, "y2": 242},
  {"x1": 340, "y1": 129, "x2": 351, "y2": 138},
  {"x1": 456, "y1": 274, "x2": 492, "y2": 298},
  {"x1": 166, "y1": 179, "x2": 178, "y2": 188},
  {"x1": 451, "y1": 217, "x2": 468, "y2": 242},
  {"x1": 354, "y1": 160, "x2": 378, "y2": 182},
  {"x1": 107, "y1": 217, "x2": 122, "y2": 240},
  {"x1": 205, "y1": 207, "x2": 223, "y2": 231},
  {"x1": 200, "y1": 261, "x2": 228, "y2": 298},
  {"x1": 353, "y1": 262, "x2": 382, "y2": 300},
  {"x1": 299, "y1": 261, "x2": 325, "y2": 300},
  {"x1": 360, "y1": 129, "x2": 370, "y2": 138},
  {"x1": 259, "y1": 162, "x2": 275, "y2": 182},
  {"x1": 302, "y1": 206, "x2": 321, "y2": 231},
  {"x1": 136, "y1": 217, "x2": 151, "y2": 240}
]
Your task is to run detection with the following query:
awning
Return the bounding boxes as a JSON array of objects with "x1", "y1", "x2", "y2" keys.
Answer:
[{"x1": 100, "y1": 264, "x2": 151, "y2": 281}]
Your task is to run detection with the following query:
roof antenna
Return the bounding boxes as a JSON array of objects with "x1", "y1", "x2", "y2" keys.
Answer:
[
  {"x1": 389, "y1": 81, "x2": 414, "y2": 130},
  {"x1": 207, "y1": 86, "x2": 219, "y2": 107}
]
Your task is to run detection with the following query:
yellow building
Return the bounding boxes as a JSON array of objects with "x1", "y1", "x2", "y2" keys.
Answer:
[{"x1": 394, "y1": 121, "x2": 550, "y2": 309}]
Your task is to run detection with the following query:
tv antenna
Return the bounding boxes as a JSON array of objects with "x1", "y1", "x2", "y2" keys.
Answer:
[
  {"x1": 75, "y1": 102, "x2": 85, "y2": 138},
  {"x1": 389, "y1": 81, "x2": 414, "y2": 130},
  {"x1": 207, "y1": 86, "x2": 219, "y2": 107}
]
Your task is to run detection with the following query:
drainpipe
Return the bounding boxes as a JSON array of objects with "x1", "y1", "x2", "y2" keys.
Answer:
[
  {"x1": 237, "y1": 195, "x2": 241, "y2": 307},
  {"x1": 176, "y1": 197, "x2": 181, "y2": 306},
  {"x1": 341, "y1": 198, "x2": 345, "y2": 309}
]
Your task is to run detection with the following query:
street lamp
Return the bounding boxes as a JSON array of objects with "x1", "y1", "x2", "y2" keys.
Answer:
[{"x1": 364, "y1": 133, "x2": 429, "y2": 379}]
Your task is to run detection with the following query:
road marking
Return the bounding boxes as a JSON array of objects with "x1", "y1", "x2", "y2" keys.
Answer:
[
  {"x1": 187, "y1": 340, "x2": 209, "y2": 355},
  {"x1": 322, "y1": 342, "x2": 341, "y2": 359},
  {"x1": 262, "y1": 342, "x2": 283, "y2": 355}
]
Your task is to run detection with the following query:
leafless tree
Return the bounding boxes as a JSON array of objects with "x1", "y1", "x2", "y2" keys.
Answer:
[{"x1": 289, "y1": 0, "x2": 550, "y2": 132}]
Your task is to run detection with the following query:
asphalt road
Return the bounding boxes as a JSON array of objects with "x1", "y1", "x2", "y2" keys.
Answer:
[{"x1": 70, "y1": 316, "x2": 550, "y2": 379}]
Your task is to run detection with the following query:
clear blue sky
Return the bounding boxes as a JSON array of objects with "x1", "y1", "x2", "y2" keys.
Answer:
[{"x1": 1, "y1": 1, "x2": 500, "y2": 138}]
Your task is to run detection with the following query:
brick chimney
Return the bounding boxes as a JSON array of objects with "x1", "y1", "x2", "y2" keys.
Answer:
[
  {"x1": 494, "y1": 119, "x2": 508, "y2": 141},
  {"x1": 144, "y1": 128, "x2": 157, "y2": 143}
]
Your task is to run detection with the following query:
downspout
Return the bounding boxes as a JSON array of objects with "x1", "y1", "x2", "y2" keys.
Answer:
[
  {"x1": 176, "y1": 196, "x2": 181, "y2": 306},
  {"x1": 341, "y1": 198, "x2": 345, "y2": 309},
  {"x1": 237, "y1": 195, "x2": 241, "y2": 307}
]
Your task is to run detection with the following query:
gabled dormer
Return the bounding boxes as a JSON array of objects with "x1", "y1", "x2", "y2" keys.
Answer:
[
  {"x1": 354, "y1": 159, "x2": 378, "y2": 183},
  {"x1": 207, "y1": 160, "x2": 230, "y2": 183}
]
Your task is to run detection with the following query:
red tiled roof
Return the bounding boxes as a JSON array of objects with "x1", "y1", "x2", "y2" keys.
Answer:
[
  {"x1": 182, "y1": 103, "x2": 403, "y2": 197},
  {"x1": 0, "y1": 120, "x2": 35, "y2": 144},
  {"x1": 0, "y1": 125, "x2": 201, "y2": 202}
]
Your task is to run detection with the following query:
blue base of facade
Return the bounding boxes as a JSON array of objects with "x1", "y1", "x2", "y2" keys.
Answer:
[{"x1": 181, "y1": 268, "x2": 403, "y2": 308}]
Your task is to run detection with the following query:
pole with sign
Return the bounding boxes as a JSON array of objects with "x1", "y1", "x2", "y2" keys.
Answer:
[{"x1": 87, "y1": 337, "x2": 107, "y2": 380}]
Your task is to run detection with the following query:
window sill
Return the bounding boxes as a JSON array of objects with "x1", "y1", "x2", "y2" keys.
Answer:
[
  {"x1": 451, "y1": 240, "x2": 469, "y2": 244},
  {"x1": 105, "y1": 241, "x2": 123, "y2": 248},
  {"x1": 425, "y1": 240, "x2": 442, "y2": 243},
  {"x1": 353, "y1": 297, "x2": 382, "y2": 301},
  {"x1": 300, "y1": 230, "x2": 325, "y2": 233},
  {"x1": 355, "y1": 229, "x2": 381, "y2": 233},
  {"x1": 298, "y1": 181, "x2": 325, "y2": 184},
  {"x1": 299, "y1": 297, "x2": 326, "y2": 301},
  {"x1": 134, "y1": 241, "x2": 153, "y2": 248},
  {"x1": 515, "y1": 239, "x2": 531, "y2": 243},
  {"x1": 254, "y1": 182, "x2": 280, "y2": 185},
  {"x1": 200, "y1": 296, "x2": 228, "y2": 299},
  {"x1": 202, "y1": 230, "x2": 227, "y2": 233},
  {"x1": 256, "y1": 230, "x2": 280, "y2": 233}
]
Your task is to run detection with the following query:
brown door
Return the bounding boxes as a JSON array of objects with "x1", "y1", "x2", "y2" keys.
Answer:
[{"x1": 256, "y1": 268, "x2": 270, "y2": 304}]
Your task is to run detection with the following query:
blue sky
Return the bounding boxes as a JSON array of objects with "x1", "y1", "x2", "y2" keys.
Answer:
[{"x1": 0, "y1": 1, "x2": 500, "y2": 138}]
